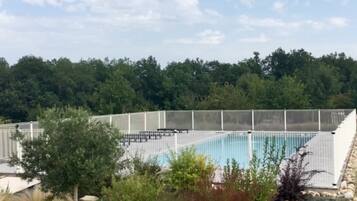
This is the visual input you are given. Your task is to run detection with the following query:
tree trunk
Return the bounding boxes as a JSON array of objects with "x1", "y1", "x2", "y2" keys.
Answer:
[{"x1": 74, "y1": 184, "x2": 79, "y2": 201}]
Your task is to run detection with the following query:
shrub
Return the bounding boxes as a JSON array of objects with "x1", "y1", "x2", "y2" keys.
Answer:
[
  {"x1": 10, "y1": 108, "x2": 124, "y2": 201},
  {"x1": 166, "y1": 147, "x2": 215, "y2": 192},
  {"x1": 275, "y1": 146, "x2": 322, "y2": 201},
  {"x1": 223, "y1": 138, "x2": 285, "y2": 201},
  {"x1": 102, "y1": 175, "x2": 161, "y2": 201},
  {"x1": 131, "y1": 154, "x2": 161, "y2": 177}
]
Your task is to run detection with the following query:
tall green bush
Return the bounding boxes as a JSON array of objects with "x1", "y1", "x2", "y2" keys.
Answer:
[
  {"x1": 166, "y1": 147, "x2": 215, "y2": 192},
  {"x1": 10, "y1": 108, "x2": 123, "y2": 201}
]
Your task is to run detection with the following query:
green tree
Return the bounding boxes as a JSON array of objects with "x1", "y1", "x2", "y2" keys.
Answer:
[
  {"x1": 10, "y1": 108, "x2": 123, "y2": 201},
  {"x1": 262, "y1": 76, "x2": 310, "y2": 109},
  {"x1": 295, "y1": 62, "x2": 340, "y2": 108},
  {"x1": 198, "y1": 83, "x2": 249, "y2": 109},
  {"x1": 135, "y1": 56, "x2": 164, "y2": 108},
  {"x1": 163, "y1": 59, "x2": 212, "y2": 109},
  {"x1": 237, "y1": 73, "x2": 266, "y2": 108},
  {"x1": 95, "y1": 69, "x2": 136, "y2": 114}
]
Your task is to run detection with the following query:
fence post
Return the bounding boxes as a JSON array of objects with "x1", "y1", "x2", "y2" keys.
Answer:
[
  {"x1": 30, "y1": 122, "x2": 34, "y2": 141},
  {"x1": 248, "y1": 130, "x2": 253, "y2": 162},
  {"x1": 318, "y1": 109, "x2": 321, "y2": 131},
  {"x1": 144, "y1": 112, "x2": 147, "y2": 131},
  {"x1": 221, "y1": 110, "x2": 224, "y2": 131},
  {"x1": 109, "y1": 115, "x2": 113, "y2": 127},
  {"x1": 284, "y1": 109, "x2": 287, "y2": 132},
  {"x1": 192, "y1": 110, "x2": 195, "y2": 130},
  {"x1": 158, "y1": 111, "x2": 161, "y2": 129},
  {"x1": 16, "y1": 126, "x2": 23, "y2": 174},
  {"x1": 331, "y1": 131, "x2": 337, "y2": 185},
  {"x1": 164, "y1": 111, "x2": 166, "y2": 129},
  {"x1": 251, "y1": 110, "x2": 255, "y2": 131},
  {"x1": 128, "y1": 113, "x2": 131, "y2": 134},
  {"x1": 174, "y1": 132, "x2": 178, "y2": 157}
]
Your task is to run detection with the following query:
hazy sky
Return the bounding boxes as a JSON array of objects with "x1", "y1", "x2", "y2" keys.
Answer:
[{"x1": 0, "y1": 0, "x2": 356, "y2": 65}]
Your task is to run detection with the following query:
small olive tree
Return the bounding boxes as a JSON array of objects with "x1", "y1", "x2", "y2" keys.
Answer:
[{"x1": 11, "y1": 108, "x2": 123, "y2": 201}]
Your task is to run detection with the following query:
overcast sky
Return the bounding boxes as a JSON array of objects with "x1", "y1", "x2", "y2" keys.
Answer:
[{"x1": 0, "y1": 0, "x2": 356, "y2": 65}]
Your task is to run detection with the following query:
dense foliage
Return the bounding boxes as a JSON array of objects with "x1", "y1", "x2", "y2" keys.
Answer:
[
  {"x1": 102, "y1": 175, "x2": 161, "y2": 201},
  {"x1": 102, "y1": 142, "x2": 319, "y2": 201},
  {"x1": 10, "y1": 108, "x2": 123, "y2": 201},
  {"x1": 166, "y1": 147, "x2": 215, "y2": 192},
  {"x1": 0, "y1": 49, "x2": 356, "y2": 122}
]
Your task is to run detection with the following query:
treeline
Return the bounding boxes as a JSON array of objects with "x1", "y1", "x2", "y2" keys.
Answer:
[{"x1": 1, "y1": 48, "x2": 357, "y2": 122}]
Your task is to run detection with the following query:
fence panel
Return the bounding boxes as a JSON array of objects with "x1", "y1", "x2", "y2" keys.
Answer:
[
  {"x1": 91, "y1": 115, "x2": 110, "y2": 124},
  {"x1": 194, "y1": 110, "x2": 221, "y2": 130},
  {"x1": 130, "y1": 112, "x2": 145, "y2": 133},
  {"x1": 320, "y1": 109, "x2": 353, "y2": 131},
  {"x1": 166, "y1": 111, "x2": 192, "y2": 129},
  {"x1": 223, "y1": 110, "x2": 252, "y2": 131},
  {"x1": 112, "y1": 114, "x2": 129, "y2": 132},
  {"x1": 304, "y1": 132, "x2": 335, "y2": 188},
  {"x1": 159, "y1": 111, "x2": 166, "y2": 129},
  {"x1": 0, "y1": 128, "x2": 17, "y2": 160},
  {"x1": 254, "y1": 110, "x2": 284, "y2": 131},
  {"x1": 146, "y1": 111, "x2": 159, "y2": 131},
  {"x1": 286, "y1": 110, "x2": 318, "y2": 131},
  {"x1": 333, "y1": 109, "x2": 356, "y2": 185}
]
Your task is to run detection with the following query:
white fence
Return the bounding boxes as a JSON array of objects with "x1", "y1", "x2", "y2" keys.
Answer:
[
  {"x1": 0, "y1": 109, "x2": 353, "y2": 161},
  {"x1": 0, "y1": 109, "x2": 356, "y2": 189},
  {"x1": 333, "y1": 109, "x2": 357, "y2": 185}
]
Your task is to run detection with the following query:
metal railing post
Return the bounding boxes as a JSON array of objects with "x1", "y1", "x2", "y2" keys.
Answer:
[
  {"x1": 128, "y1": 113, "x2": 131, "y2": 134},
  {"x1": 284, "y1": 109, "x2": 287, "y2": 132},
  {"x1": 164, "y1": 111, "x2": 166, "y2": 128},
  {"x1": 16, "y1": 126, "x2": 23, "y2": 173},
  {"x1": 251, "y1": 110, "x2": 255, "y2": 131},
  {"x1": 248, "y1": 130, "x2": 253, "y2": 162},
  {"x1": 144, "y1": 112, "x2": 147, "y2": 131},
  {"x1": 221, "y1": 110, "x2": 224, "y2": 131},
  {"x1": 318, "y1": 109, "x2": 321, "y2": 131},
  {"x1": 192, "y1": 110, "x2": 195, "y2": 130},
  {"x1": 174, "y1": 132, "x2": 178, "y2": 157},
  {"x1": 30, "y1": 122, "x2": 34, "y2": 141},
  {"x1": 158, "y1": 111, "x2": 161, "y2": 129},
  {"x1": 109, "y1": 115, "x2": 113, "y2": 127}
]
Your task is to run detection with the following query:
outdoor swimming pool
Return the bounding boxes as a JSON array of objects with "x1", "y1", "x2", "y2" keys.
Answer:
[{"x1": 157, "y1": 132, "x2": 316, "y2": 167}]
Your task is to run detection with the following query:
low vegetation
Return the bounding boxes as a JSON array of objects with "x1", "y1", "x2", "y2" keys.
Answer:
[{"x1": 101, "y1": 144, "x2": 316, "y2": 201}]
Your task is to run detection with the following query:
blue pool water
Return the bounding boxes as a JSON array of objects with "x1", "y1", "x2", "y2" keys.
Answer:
[{"x1": 157, "y1": 133, "x2": 315, "y2": 167}]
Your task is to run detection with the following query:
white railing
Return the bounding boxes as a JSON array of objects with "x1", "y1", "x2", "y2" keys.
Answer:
[{"x1": 333, "y1": 109, "x2": 356, "y2": 185}]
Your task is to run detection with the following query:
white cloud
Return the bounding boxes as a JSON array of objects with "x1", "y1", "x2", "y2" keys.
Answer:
[
  {"x1": 20, "y1": 0, "x2": 220, "y2": 25},
  {"x1": 239, "y1": 0, "x2": 255, "y2": 7},
  {"x1": 239, "y1": 33, "x2": 270, "y2": 43},
  {"x1": 22, "y1": 0, "x2": 75, "y2": 6},
  {"x1": 0, "y1": 11, "x2": 15, "y2": 26},
  {"x1": 273, "y1": 1, "x2": 286, "y2": 13},
  {"x1": 238, "y1": 15, "x2": 349, "y2": 30},
  {"x1": 328, "y1": 17, "x2": 349, "y2": 28},
  {"x1": 197, "y1": 29, "x2": 225, "y2": 44},
  {"x1": 168, "y1": 29, "x2": 225, "y2": 45}
]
